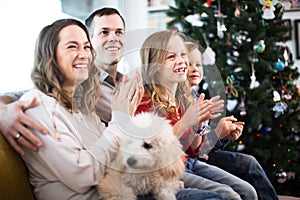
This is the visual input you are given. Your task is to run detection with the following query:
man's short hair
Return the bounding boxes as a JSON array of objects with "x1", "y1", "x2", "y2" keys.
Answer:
[{"x1": 85, "y1": 7, "x2": 125, "y2": 37}]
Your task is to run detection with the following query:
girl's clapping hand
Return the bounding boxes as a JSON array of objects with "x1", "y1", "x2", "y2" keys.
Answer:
[{"x1": 207, "y1": 95, "x2": 224, "y2": 119}]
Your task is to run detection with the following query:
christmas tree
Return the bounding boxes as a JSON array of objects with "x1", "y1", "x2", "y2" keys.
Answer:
[{"x1": 167, "y1": 0, "x2": 300, "y2": 196}]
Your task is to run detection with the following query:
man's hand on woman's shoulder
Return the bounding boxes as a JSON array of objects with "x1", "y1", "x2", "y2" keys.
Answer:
[{"x1": 0, "y1": 98, "x2": 48, "y2": 155}]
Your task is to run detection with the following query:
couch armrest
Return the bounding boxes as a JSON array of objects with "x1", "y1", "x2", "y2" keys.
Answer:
[{"x1": 0, "y1": 132, "x2": 35, "y2": 200}]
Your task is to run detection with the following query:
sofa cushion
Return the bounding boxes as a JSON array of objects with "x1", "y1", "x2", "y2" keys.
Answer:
[{"x1": 0, "y1": 133, "x2": 35, "y2": 200}]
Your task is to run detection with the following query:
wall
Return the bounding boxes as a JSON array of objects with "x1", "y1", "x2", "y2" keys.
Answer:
[
  {"x1": 0, "y1": 0, "x2": 74, "y2": 93},
  {"x1": 283, "y1": 10, "x2": 300, "y2": 87},
  {"x1": 117, "y1": 0, "x2": 150, "y2": 75}
]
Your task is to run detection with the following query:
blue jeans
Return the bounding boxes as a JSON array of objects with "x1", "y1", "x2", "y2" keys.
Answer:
[
  {"x1": 207, "y1": 150, "x2": 278, "y2": 200},
  {"x1": 185, "y1": 157, "x2": 257, "y2": 200},
  {"x1": 137, "y1": 188, "x2": 227, "y2": 200},
  {"x1": 182, "y1": 171, "x2": 240, "y2": 200},
  {"x1": 176, "y1": 188, "x2": 227, "y2": 200}
]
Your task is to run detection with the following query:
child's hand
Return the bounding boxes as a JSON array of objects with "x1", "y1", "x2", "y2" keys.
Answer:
[
  {"x1": 207, "y1": 95, "x2": 224, "y2": 119},
  {"x1": 215, "y1": 116, "x2": 237, "y2": 139},
  {"x1": 181, "y1": 93, "x2": 212, "y2": 128},
  {"x1": 226, "y1": 121, "x2": 244, "y2": 141},
  {"x1": 196, "y1": 94, "x2": 224, "y2": 126},
  {"x1": 197, "y1": 101, "x2": 213, "y2": 126},
  {"x1": 215, "y1": 117, "x2": 245, "y2": 140}
]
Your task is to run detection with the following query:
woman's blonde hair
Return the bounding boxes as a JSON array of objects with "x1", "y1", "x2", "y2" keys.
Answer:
[
  {"x1": 31, "y1": 19, "x2": 100, "y2": 114},
  {"x1": 140, "y1": 30, "x2": 192, "y2": 119}
]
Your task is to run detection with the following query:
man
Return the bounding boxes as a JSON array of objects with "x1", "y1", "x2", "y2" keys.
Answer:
[
  {"x1": 85, "y1": 8, "x2": 126, "y2": 126},
  {"x1": 0, "y1": 7, "x2": 226, "y2": 200}
]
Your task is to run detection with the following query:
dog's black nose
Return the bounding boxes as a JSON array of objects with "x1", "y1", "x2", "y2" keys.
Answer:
[{"x1": 127, "y1": 157, "x2": 137, "y2": 167}]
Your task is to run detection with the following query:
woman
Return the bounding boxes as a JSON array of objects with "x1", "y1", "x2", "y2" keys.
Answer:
[
  {"x1": 136, "y1": 30, "x2": 258, "y2": 200},
  {"x1": 19, "y1": 18, "x2": 142, "y2": 200}
]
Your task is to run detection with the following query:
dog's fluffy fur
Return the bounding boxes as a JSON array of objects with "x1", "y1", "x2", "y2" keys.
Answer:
[{"x1": 98, "y1": 112, "x2": 185, "y2": 200}]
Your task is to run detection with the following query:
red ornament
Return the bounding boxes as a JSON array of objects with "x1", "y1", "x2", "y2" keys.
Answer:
[
  {"x1": 170, "y1": 26, "x2": 179, "y2": 32},
  {"x1": 203, "y1": 0, "x2": 213, "y2": 7},
  {"x1": 226, "y1": 39, "x2": 232, "y2": 46}
]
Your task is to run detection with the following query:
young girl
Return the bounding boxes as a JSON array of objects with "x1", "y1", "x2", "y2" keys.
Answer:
[
  {"x1": 186, "y1": 41, "x2": 278, "y2": 200},
  {"x1": 136, "y1": 30, "x2": 258, "y2": 200}
]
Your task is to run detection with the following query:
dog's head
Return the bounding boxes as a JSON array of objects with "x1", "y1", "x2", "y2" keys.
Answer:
[{"x1": 114, "y1": 112, "x2": 185, "y2": 175}]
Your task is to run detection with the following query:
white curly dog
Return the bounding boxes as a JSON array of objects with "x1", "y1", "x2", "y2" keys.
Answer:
[{"x1": 98, "y1": 112, "x2": 185, "y2": 200}]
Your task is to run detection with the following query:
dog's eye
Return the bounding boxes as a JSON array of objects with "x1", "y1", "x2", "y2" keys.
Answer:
[{"x1": 143, "y1": 142, "x2": 152, "y2": 149}]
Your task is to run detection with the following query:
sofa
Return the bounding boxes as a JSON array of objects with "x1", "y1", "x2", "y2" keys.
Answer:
[
  {"x1": 0, "y1": 132, "x2": 35, "y2": 200},
  {"x1": 2, "y1": 131, "x2": 299, "y2": 200}
]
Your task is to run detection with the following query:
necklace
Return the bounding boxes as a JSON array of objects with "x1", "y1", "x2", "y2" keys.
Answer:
[{"x1": 37, "y1": 91, "x2": 62, "y2": 141}]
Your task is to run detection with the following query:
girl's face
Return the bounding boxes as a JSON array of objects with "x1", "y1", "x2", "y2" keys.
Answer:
[
  {"x1": 157, "y1": 35, "x2": 188, "y2": 86},
  {"x1": 56, "y1": 25, "x2": 92, "y2": 89},
  {"x1": 187, "y1": 48, "x2": 203, "y2": 87}
]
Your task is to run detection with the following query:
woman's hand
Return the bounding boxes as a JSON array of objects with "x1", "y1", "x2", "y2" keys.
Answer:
[{"x1": 112, "y1": 70, "x2": 144, "y2": 116}]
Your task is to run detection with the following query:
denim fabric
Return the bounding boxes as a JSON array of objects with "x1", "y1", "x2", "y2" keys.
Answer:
[
  {"x1": 137, "y1": 188, "x2": 227, "y2": 200},
  {"x1": 181, "y1": 171, "x2": 239, "y2": 200},
  {"x1": 207, "y1": 150, "x2": 278, "y2": 200},
  {"x1": 185, "y1": 158, "x2": 258, "y2": 200},
  {"x1": 176, "y1": 188, "x2": 227, "y2": 200}
]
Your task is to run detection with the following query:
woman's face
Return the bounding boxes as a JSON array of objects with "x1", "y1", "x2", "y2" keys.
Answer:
[
  {"x1": 56, "y1": 25, "x2": 92, "y2": 89},
  {"x1": 157, "y1": 35, "x2": 188, "y2": 87},
  {"x1": 187, "y1": 48, "x2": 203, "y2": 87}
]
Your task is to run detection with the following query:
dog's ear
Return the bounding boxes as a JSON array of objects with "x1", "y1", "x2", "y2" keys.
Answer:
[
  {"x1": 159, "y1": 158, "x2": 185, "y2": 180},
  {"x1": 158, "y1": 136, "x2": 185, "y2": 179}
]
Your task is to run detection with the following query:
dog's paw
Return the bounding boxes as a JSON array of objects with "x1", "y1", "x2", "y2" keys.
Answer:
[{"x1": 176, "y1": 180, "x2": 184, "y2": 189}]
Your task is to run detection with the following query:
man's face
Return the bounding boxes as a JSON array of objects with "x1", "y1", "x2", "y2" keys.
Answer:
[{"x1": 91, "y1": 14, "x2": 125, "y2": 70}]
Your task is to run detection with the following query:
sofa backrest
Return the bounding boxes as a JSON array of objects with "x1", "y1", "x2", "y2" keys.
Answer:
[{"x1": 0, "y1": 132, "x2": 35, "y2": 200}]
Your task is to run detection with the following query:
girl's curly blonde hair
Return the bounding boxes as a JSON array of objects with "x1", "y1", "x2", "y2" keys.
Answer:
[{"x1": 140, "y1": 30, "x2": 192, "y2": 120}]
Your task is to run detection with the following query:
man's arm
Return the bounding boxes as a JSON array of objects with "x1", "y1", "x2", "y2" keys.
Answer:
[
  {"x1": 0, "y1": 94, "x2": 48, "y2": 155},
  {"x1": 0, "y1": 95, "x2": 14, "y2": 104},
  {"x1": 1, "y1": 90, "x2": 28, "y2": 103}
]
